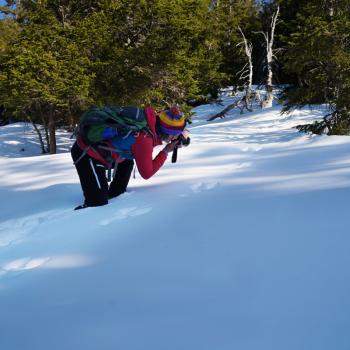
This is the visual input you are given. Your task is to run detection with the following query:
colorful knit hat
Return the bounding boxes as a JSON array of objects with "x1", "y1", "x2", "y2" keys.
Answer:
[{"x1": 157, "y1": 106, "x2": 186, "y2": 136}]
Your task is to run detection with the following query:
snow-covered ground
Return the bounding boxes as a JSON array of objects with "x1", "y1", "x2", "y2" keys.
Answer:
[{"x1": 1, "y1": 96, "x2": 350, "y2": 350}]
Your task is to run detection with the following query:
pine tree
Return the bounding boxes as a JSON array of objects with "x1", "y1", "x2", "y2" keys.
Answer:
[
  {"x1": 280, "y1": 0, "x2": 350, "y2": 134},
  {"x1": 70, "y1": 0, "x2": 227, "y2": 107},
  {"x1": 0, "y1": 17, "x2": 19, "y2": 53},
  {"x1": 0, "y1": 4, "x2": 93, "y2": 153},
  {"x1": 209, "y1": 0, "x2": 259, "y2": 90},
  {"x1": 0, "y1": 0, "x2": 264, "y2": 151}
]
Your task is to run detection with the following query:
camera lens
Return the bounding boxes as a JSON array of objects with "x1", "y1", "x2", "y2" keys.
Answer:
[{"x1": 180, "y1": 135, "x2": 190, "y2": 146}]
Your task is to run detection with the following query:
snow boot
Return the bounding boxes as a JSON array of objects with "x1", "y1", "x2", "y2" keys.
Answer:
[{"x1": 74, "y1": 203, "x2": 88, "y2": 210}]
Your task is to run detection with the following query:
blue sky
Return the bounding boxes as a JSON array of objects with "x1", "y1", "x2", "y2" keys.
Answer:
[{"x1": 0, "y1": 1, "x2": 13, "y2": 19}]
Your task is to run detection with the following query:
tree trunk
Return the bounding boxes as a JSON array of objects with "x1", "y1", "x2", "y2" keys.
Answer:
[
  {"x1": 48, "y1": 108, "x2": 57, "y2": 154},
  {"x1": 263, "y1": 57, "x2": 274, "y2": 108},
  {"x1": 238, "y1": 27, "x2": 254, "y2": 112},
  {"x1": 261, "y1": 6, "x2": 279, "y2": 109},
  {"x1": 39, "y1": 110, "x2": 50, "y2": 152},
  {"x1": 27, "y1": 115, "x2": 47, "y2": 154}
]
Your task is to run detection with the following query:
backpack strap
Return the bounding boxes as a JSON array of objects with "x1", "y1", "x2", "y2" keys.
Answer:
[
  {"x1": 76, "y1": 135, "x2": 114, "y2": 168},
  {"x1": 141, "y1": 127, "x2": 157, "y2": 145},
  {"x1": 73, "y1": 144, "x2": 92, "y2": 166},
  {"x1": 97, "y1": 144, "x2": 132, "y2": 159}
]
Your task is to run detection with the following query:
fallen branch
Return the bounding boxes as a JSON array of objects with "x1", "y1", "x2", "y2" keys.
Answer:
[
  {"x1": 207, "y1": 90, "x2": 262, "y2": 121},
  {"x1": 207, "y1": 99, "x2": 241, "y2": 121}
]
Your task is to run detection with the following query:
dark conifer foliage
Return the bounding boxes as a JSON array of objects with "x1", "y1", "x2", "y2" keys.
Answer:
[
  {"x1": 0, "y1": 0, "x2": 350, "y2": 153},
  {"x1": 278, "y1": 0, "x2": 350, "y2": 134},
  {"x1": 0, "y1": 0, "x2": 259, "y2": 151}
]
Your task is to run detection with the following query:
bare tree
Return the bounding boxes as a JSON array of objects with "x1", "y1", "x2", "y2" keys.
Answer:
[
  {"x1": 237, "y1": 26, "x2": 255, "y2": 112},
  {"x1": 260, "y1": 5, "x2": 280, "y2": 108},
  {"x1": 208, "y1": 27, "x2": 260, "y2": 121}
]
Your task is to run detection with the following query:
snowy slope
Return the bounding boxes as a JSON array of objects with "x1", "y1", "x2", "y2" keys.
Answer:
[{"x1": 1, "y1": 98, "x2": 350, "y2": 350}]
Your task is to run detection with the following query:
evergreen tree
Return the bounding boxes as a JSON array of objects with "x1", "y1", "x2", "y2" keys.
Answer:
[
  {"x1": 74, "y1": 0, "x2": 223, "y2": 107},
  {"x1": 209, "y1": 0, "x2": 259, "y2": 90},
  {"x1": 0, "y1": 0, "x2": 265, "y2": 152},
  {"x1": 0, "y1": 17, "x2": 19, "y2": 53},
  {"x1": 0, "y1": 8, "x2": 93, "y2": 153},
  {"x1": 280, "y1": 0, "x2": 350, "y2": 134}
]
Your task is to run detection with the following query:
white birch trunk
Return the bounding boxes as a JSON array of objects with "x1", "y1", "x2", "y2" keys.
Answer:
[
  {"x1": 238, "y1": 27, "x2": 254, "y2": 111},
  {"x1": 262, "y1": 6, "x2": 279, "y2": 108},
  {"x1": 238, "y1": 27, "x2": 253, "y2": 95}
]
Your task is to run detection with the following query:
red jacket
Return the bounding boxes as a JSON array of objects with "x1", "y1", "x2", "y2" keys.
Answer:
[
  {"x1": 131, "y1": 106, "x2": 167, "y2": 179},
  {"x1": 77, "y1": 106, "x2": 167, "y2": 179}
]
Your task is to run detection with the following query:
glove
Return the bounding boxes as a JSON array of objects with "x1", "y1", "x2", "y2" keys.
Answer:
[{"x1": 163, "y1": 139, "x2": 179, "y2": 155}]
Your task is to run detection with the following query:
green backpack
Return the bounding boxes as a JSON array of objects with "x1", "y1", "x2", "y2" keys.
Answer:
[{"x1": 78, "y1": 106, "x2": 149, "y2": 145}]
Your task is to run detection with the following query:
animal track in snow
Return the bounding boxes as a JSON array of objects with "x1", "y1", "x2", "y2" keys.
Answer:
[
  {"x1": 99, "y1": 206, "x2": 152, "y2": 226},
  {"x1": 232, "y1": 162, "x2": 252, "y2": 170},
  {"x1": 190, "y1": 182, "x2": 219, "y2": 194},
  {"x1": 0, "y1": 257, "x2": 51, "y2": 281},
  {"x1": 0, "y1": 255, "x2": 96, "y2": 281},
  {"x1": 241, "y1": 146, "x2": 262, "y2": 152},
  {"x1": 0, "y1": 210, "x2": 70, "y2": 248},
  {"x1": 2, "y1": 257, "x2": 51, "y2": 272}
]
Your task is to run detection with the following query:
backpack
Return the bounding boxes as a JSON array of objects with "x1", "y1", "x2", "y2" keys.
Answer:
[
  {"x1": 74, "y1": 106, "x2": 153, "y2": 179},
  {"x1": 78, "y1": 106, "x2": 149, "y2": 145}
]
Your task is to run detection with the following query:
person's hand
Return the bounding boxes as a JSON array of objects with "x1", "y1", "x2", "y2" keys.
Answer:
[
  {"x1": 163, "y1": 139, "x2": 179, "y2": 155},
  {"x1": 181, "y1": 129, "x2": 190, "y2": 139}
]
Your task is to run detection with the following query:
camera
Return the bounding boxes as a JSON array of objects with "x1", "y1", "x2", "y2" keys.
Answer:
[
  {"x1": 177, "y1": 134, "x2": 191, "y2": 147},
  {"x1": 172, "y1": 134, "x2": 190, "y2": 163}
]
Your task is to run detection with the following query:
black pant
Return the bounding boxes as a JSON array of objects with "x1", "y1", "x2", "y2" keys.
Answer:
[{"x1": 71, "y1": 142, "x2": 134, "y2": 207}]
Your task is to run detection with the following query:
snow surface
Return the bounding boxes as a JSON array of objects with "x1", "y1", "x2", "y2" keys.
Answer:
[{"x1": 1, "y1": 95, "x2": 350, "y2": 350}]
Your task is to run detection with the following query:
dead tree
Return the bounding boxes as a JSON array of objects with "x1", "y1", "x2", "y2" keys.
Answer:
[
  {"x1": 207, "y1": 99, "x2": 241, "y2": 121},
  {"x1": 25, "y1": 114, "x2": 47, "y2": 154},
  {"x1": 208, "y1": 28, "x2": 257, "y2": 121},
  {"x1": 260, "y1": 5, "x2": 280, "y2": 108},
  {"x1": 237, "y1": 26, "x2": 256, "y2": 112}
]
